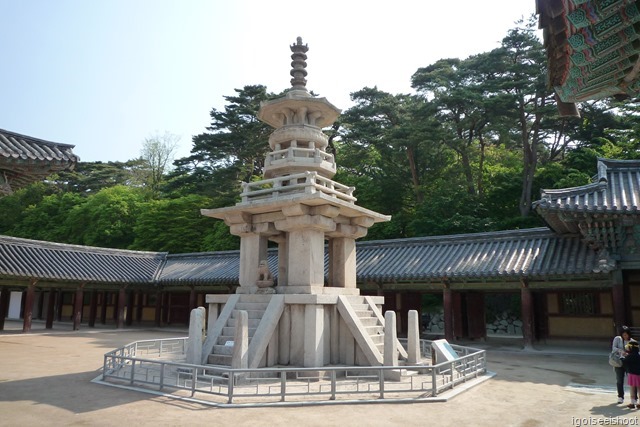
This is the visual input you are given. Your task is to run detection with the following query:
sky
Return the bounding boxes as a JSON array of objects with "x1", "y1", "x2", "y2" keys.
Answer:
[{"x1": 0, "y1": 0, "x2": 539, "y2": 163}]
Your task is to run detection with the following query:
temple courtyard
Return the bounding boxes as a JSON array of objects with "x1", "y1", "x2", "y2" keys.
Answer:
[{"x1": 0, "y1": 322, "x2": 631, "y2": 427}]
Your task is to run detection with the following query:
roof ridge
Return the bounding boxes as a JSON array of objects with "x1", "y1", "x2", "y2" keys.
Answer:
[
  {"x1": 0, "y1": 128, "x2": 76, "y2": 149},
  {"x1": 0, "y1": 235, "x2": 167, "y2": 257}
]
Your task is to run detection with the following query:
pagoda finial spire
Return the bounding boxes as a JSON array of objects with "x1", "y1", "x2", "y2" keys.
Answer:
[{"x1": 290, "y1": 36, "x2": 308, "y2": 90}]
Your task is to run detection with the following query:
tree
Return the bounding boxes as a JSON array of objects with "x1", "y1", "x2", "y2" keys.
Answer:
[
  {"x1": 140, "y1": 131, "x2": 180, "y2": 197},
  {"x1": 168, "y1": 85, "x2": 275, "y2": 205}
]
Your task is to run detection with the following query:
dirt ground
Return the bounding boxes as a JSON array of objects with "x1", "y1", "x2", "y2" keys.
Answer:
[{"x1": 0, "y1": 321, "x2": 635, "y2": 427}]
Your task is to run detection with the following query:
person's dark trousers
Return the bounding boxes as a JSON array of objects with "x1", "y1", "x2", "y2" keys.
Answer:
[{"x1": 616, "y1": 367, "x2": 626, "y2": 398}]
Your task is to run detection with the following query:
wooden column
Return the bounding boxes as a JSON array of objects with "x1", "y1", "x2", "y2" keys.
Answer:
[
  {"x1": 189, "y1": 287, "x2": 197, "y2": 310},
  {"x1": 56, "y1": 290, "x2": 64, "y2": 321},
  {"x1": 117, "y1": 287, "x2": 126, "y2": 329},
  {"x1": 135, "y1": 291, "x2": 144, "y2": 324},
  {"x1": 125, "y1": 291, "x2": 134, "y2": 326},
  {"x1": 443, "y1": 284, "x2": 454, "y2": 342},
  {"x1": 45, "y1": 290, "x2": 56, "y2": 329},
  {"x1": 154, "y1": 291, "x2": 163, "y2": 327},
  {"x1": 23, "y1": 281, "x2": 36, "y2": 333},
  {"x1": 73, "y1": 286, "x2": 84, "y2": 331},
  {"x1": 521, "y1": 280, "x2": 535, "y2": 348},
  {"x1": 0, "y1": 288, "x2": 10, "y2": 331},
  {"x1": 37, "y1": 291, "x2": 45, "y2": 320},
  {"x1": 88, "y1": 291, "x2": 98, "y2": 328},
  {"x1": 613, "y1": 271, "x2": 626, "y2": 331},
  {"x1": 100, "y1": 291, "x2": 108, "y2": 325}
]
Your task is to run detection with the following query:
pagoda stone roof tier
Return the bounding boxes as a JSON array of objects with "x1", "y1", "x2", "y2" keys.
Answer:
[
  {"x1": 0, "y1": 128, "x2": 79, "y2": 194},
  {"x1": 0, "y1": 235, "x2": 166, "y2": 285},
  {"x1": 258, "y1": 92, "x2": 341, "y2": 129},
  {"x1": 537, "y1": 0, "x2": 640, "y2": 116}
]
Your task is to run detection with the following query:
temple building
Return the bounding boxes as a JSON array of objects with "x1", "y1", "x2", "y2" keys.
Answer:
[
  {"x1": 0, "y1": 128, "x2": 79, "y2": 195},
  {"x1": 0, "y1": 157, "x2": 638, "y2": 345},
  {"x1": 536, "y1": 0, "x2": 640, "y2": 116}
]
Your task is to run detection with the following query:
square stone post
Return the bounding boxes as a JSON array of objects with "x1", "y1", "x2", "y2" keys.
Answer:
[
  {"x1": 277, "y1": 237, "x2": 289, "y2": 287},
  {"x1": 238, "y1": 234, "x2": 268, "y2": 289},
  {"x1": 288, "y1": 229, "x2": 326, "y2": 288},
  {"x1": 304, "y1": 304, "x2": 325, "y2": 367},
  {"x1": 384, "y1": 311, "x2": 398, "y2": 366},
  {"x1": 407, "y1": 310, "x2": 420, "y2": 364}
]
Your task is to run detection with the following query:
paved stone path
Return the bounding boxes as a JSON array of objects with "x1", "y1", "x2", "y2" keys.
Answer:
[{"x1": 0, "y1": 322, "x2": 635, "y2": 426}]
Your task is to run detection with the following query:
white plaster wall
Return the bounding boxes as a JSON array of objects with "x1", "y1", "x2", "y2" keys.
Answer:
[{"x1": 8, "y1": 291, "x2": 22, "y2": 319}]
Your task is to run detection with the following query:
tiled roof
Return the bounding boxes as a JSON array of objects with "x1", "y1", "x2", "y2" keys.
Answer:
[
  {"x1": 0, "y1": 128, "x2": 79, "y2": 194},
  {"x1": 355, "y1": 228, "x2": 599, "y2": 281},
  {"x1": 158, "y1": 228, "x2": 602, "y2": 285},
  {"x1": 160, "y1": 252, "x2": 279, "y2": 285},
  {"x1": 534, "y1": 158, "x2": 640, "y2": 215},
  {"x1": 0, "y1": 235, "x2": 166, "y2": 284},
  {"x1": 0, "y1": 228, "x2": 604, "y2": 287},
  {"x1": 537, "y1": 0, "x2": 640, "y2": 115}
]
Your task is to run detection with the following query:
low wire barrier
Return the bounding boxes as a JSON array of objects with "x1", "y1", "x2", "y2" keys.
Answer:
[{"x1": 101, "y1": 337, "x2": 486, "y2": 405}]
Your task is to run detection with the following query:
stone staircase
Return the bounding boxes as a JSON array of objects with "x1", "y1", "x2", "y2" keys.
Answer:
[
  {"x1": 346, "y1": 296, "x2": 386, "y2": 356},
  {"x1": 207, "y1": 295, "x2": 270, "y2": 366}
]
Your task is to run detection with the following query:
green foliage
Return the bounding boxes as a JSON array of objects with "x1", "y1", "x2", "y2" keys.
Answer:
[{"x1": 130, "y1": 195, "x2": 223, "y2": 253}]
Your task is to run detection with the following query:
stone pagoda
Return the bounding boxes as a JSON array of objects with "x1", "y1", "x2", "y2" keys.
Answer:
[{"x1": 199, "y1": 38, "x2": 404, "y2": 370}]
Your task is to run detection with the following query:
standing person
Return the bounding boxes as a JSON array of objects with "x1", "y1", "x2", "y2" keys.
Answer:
[
  {"x1": 614, "y1": 326, "x2": 633, "y2": 404},
  {"x1": 624, "y1": 340, "x2": 640, "y2": 409}
]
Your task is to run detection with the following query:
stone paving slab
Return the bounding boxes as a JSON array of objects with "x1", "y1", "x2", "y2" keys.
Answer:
[{"x1": 0, "y1": 324, "x2": 635, "y2": 427}]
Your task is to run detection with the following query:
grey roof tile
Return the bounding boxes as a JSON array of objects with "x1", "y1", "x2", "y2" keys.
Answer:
[{"x1": 0, "y1": 235, "x2": 166, "y2": 284}]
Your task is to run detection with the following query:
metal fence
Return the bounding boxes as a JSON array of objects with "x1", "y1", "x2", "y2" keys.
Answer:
[{"x1": 101, "y1": 337, "x2": 487, "y2": 406}]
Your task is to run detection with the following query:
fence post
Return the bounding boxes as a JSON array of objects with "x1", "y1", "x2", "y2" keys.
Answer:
[
  {"x1": 159, "y1": 363, "x2": 165, "y2": 390},
  {"x1": 191, "y1": 367, "x2": 197, "y2": 396},
  {"x1": 379, "y1": 368, "x2": 385, "y2": 399},
  {"x1": 228, "y1": 371, "x2": 234, "y2": 404},
  {"x1": 330, "y1": 370, "x2": 336, "y2": 400},
  {"x1": 431, "y1": 366, "x2": 438, "y2": 397},
  {"x1": 130, "y1": 359, "x2": 136, "y2": 385},
  {"x1": 102, "y1": 355, "x2": 108, "y2": 381},
  {"x1": 450, "y1": 361, "x2": 455, "y2": 388},
  {"x1": 281, "y1": 371, "x2": 287, "y2": 402}
]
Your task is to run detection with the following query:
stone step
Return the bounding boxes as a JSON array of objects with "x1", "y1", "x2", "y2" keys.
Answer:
[
  {"x1": 222, "y1": 326, "x2": 257, "y2": 337},
  {"x1": 236, "y1": 302, "x2": 269, "y2": 311},
  {"x1": 346, "y1": 296, "x2": 366, "y2": 305},
  {"x1": 238, "y1": 294, "x2": 273, "y2": 304},
  {"x1": 359, "y1": 317, "x2": 379, "y2": 327},
  {"x1": 213, "y1": 344, "x2": 234, "y2": 355},
  {"x1": 227, "y1": 318, "x2": 261, "y2": 328},
  {"x1": 369, "y1": 334, "x2": 384, "y2": 344},
  {"x1": 365, "y1": 325, "x2": 384, "y2": 335},
  {"x1": 349, "y1": 304, "x2": 370, "y2": 311},
  {"x1": 354, "y1": 310, "x2": 375, "y2": 318},
  {"x1": 231, "y1": 309, "x2": 265, "y2": 319},
  {"x1": 208, "y1": 354, "x2": 232, "y2": 366},
  {"x1": 216, "y1": 335, "x2": 235, "y2": 345}
]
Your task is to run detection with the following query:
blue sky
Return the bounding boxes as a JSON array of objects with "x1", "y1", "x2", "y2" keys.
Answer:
[{"x1": 1, "y1": 0, "x2": 538, "y2": 163}]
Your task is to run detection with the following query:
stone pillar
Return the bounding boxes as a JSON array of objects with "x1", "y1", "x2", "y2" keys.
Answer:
[
  {"x1": 186, "y1": 307, "x2": 205, "y2": 365},
  {"x1": 275, "y1": 210, "x2": 336, "y2": 293},
  {"x1": 73, "y1": 287, "x2": 84, "y2": 331},
  {"x1": 613, "y1": 271, "x2": 626, "y2": 331},
  {"x1": 327, "y1": 223, "x2": 366, "y2": 289},
  {"x1": 384, "y1": 310, "x2": 398, "y2": 366},
  {"x1": 88, "y1": 291, "x2": 98, "y2": 328},
  {"x1": 117, "y1": 287, "x2": 126, "y2": 329},
  {"x1": 236, "y1": 233, "x2": 269, "y2": 292},
  {"x1": 276, "y1": 237, "x2": 289, "y2": 287},
  {"x1": 304, "y1": 304, "x2": 325, "y2": 367},
  {"x1": 23, "y1": 282, "x2": 36, "y2": 333},
  {"x1": 407, "y1": 310, "x2": 420, "y2": 364},
  {"x1": 443, "y1": 284, "x2": 454, "y2": 342},
  {"x1": 45, "y1": 290, "x2": 56, "y2": 329},
  {"x1": 278, "y1": 305, "x2": 291, "y2": 365},
  {"x1": 521, "y1": 280, "x2": 535, "y2": 349},
  {"x1": 232, "y1": 310, "x2": 249, "y2": 369},
  {"x1": 0, "y1": 288, "x2": 10, "y2": 331}
]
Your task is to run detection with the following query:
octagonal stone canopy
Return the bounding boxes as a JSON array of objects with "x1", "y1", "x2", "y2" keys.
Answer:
[{"x1": 258, "y1": 92, "x2": 341, "y2": 130}]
